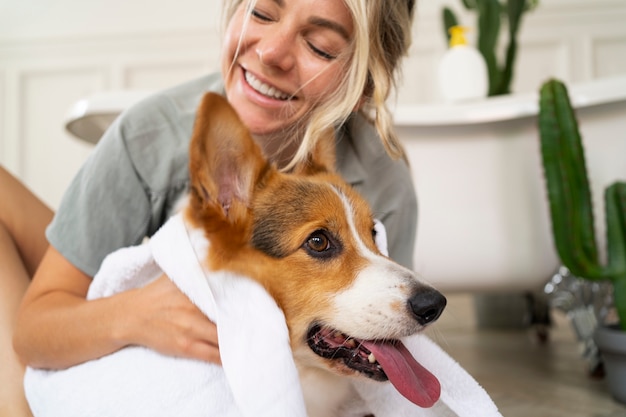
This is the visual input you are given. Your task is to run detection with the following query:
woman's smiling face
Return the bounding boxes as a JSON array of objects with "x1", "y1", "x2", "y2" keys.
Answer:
[{"x1": 221, "y1": 0, "x2": 353, "y2": 139}]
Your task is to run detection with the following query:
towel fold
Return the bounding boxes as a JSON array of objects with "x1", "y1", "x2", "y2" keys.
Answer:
[{"x1": 25, "y1": 213, "x2": 501, "y2": 417}]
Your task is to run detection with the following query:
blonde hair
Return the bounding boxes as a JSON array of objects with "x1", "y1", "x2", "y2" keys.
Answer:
[{"x1": 222, "y1": 0, "x2": 415, "y2": 170}]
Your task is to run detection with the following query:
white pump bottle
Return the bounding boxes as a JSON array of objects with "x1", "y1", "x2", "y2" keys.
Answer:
[{"x1": 438, "y1": 26, "x2": 489, "y2": 103}]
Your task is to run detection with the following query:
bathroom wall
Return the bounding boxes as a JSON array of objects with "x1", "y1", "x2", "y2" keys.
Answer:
[{"x1": 1, "y1": 0, "x2": 626, "y2": 209}]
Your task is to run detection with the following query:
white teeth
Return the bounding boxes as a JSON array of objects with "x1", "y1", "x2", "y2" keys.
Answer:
[
  {"x1": 368, "y1": 352, "x2": 377, "y2": 364},
  {"x1": 245, "y1": 71, "x2": 290, "y2": 100},
  {"x1": 345, "y1": 339, "x2": 357, "y2": 348}
]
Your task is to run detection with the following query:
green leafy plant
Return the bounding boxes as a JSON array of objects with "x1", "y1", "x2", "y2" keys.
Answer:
[
  {"x1": 442, "y1": 0, "x2": 539, "y2": 96},
  {"x1": 538, "y1": 78, "x2": 626, "y2": 330}
]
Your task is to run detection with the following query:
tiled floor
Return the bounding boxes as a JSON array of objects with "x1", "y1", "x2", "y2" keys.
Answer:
[{"x1": 425, "y1": 294, "x2": 626, "y2": 417}]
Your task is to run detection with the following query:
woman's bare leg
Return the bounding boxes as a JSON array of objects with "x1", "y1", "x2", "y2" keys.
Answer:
[{"x1": 0, "y1": 166, "x2": 53, "y2": 417}]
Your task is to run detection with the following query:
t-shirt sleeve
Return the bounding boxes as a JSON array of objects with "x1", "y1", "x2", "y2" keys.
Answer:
[{"x1": 46, "y1": 116, "x2": 153, "y2": 277}]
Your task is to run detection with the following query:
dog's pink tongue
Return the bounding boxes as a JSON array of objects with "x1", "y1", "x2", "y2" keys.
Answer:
[{"x1": 362, "y1": 340, "x2": 440, "y2": 408}]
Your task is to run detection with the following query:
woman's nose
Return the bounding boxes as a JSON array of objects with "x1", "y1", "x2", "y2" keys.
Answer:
[{"x1": 255, "y1": 30, "x2": 296, "y2": 71}]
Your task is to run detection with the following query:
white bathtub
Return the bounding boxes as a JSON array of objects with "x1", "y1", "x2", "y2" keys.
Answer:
[{"x1": 394, "y1": 75, "x2": 626, "y2": 292}]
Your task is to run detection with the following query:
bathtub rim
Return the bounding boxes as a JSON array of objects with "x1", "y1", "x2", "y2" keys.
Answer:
[{"x1": 393, "y1": 74, "x2": 626, "y2": 128}]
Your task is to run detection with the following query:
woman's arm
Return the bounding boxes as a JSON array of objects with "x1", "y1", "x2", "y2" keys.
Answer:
[{"x1": 14, "y1": 245, "x2": 220, "y2": 370}]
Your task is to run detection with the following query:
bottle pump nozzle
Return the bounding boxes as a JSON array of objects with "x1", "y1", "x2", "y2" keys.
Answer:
[{"x1": 448, "y1": 26, "x2": 469, "y2": 48}]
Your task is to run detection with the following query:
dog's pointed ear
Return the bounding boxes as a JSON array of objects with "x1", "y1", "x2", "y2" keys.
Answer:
[{"x1": 188, "y1": 93, "x2": 269, "y2": 220}]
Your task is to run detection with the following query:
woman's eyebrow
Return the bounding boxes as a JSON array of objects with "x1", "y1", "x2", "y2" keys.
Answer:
[
  {"x1": 267, "y1": 0, "x2": 351, "y2": 41},
  {"x1": 308, "y1": 16, "x2": 351, "y2": 41}
]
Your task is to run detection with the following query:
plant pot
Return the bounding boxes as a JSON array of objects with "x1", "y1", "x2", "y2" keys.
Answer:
[{"x1": 593, "y1": 324, "x2": 626, "y2": 404}]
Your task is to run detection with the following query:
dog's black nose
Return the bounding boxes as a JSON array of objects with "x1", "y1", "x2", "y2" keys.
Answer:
[{"x1": 408, "y1": 288, "x2": 447, "y2": 325}]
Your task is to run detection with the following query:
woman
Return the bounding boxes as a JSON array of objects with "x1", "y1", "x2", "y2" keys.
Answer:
[{"x1": 6, "y1": 0, "x2": 418, "y2": 414}]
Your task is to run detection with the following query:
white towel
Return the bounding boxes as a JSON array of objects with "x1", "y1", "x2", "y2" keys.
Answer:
[
  {"x1": 24, "y1": 213, "x2": 307, "y2": 417},
  {"x1": 24, "y1": 213, "x2": 501, "y2": 417}
]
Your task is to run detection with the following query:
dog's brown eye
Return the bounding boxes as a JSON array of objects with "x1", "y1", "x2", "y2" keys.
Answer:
[
  {"x1": 303, "y1": 230, "x2": 341, "y2": 259},
  {"x1": 307, "y1": 233, "x2": 329, "y2": 252}
]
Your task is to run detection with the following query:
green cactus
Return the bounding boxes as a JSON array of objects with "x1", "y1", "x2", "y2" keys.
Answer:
[
  {"x1": 442, "y1": 0, "x2": 538, "y2": 96},
  {"x1": 538, "y1": 78, "x2": 626, "y2": 330}
]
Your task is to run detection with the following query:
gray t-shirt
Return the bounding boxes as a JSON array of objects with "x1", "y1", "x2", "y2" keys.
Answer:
[{"x1": 47, "y1": 73, "x2": 417, "y2": 276}]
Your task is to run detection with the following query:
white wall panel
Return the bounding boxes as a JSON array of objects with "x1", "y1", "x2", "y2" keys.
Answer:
[
  {"x1": 593, "y1": 35, "x2": 626, "y2": 78},
  {"x1": 0, "y1": 0, "x2": 221, "y2": 40},
  {"x1": 123, "y1": 60, "x2": 209, "y2": 90},
  {"x1": 512, "y1": 40, "x2": 571, "y2": 93},
  {"x1": 19, "y1": 68, "x2": 106, "y2": 208},
  {"x1": 397, "y1": 48, "x2": 441, "y2": 105},
  {"x1": 1, "y1": 69, "x2": 23, "y2": 174},
  {"x1": 0, "y1": 69, "x2": 5, "y2": 164}
]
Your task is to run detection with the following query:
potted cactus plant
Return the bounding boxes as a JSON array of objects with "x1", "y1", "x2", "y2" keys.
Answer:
[
  {"x1": 442, "y1": 0, "x2": 539, "y2": 96},
  {"x1": 538, "y1": 78, "x2": 626, "y2": 404}
]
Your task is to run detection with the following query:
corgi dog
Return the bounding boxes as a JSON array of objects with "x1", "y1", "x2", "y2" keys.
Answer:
[{"x1": 185, "y1": 92, "x2": 447, "y2": 416}]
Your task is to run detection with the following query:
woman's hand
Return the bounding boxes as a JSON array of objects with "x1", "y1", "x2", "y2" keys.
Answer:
[
  {"x1": 123, "y1": 274, "x2": 220, "y2": 364},
  {"x1": 14, "y1": 246, "x2": 220, "y2": 369}
]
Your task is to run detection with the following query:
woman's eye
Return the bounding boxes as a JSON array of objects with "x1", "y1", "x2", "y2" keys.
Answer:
[
  {"x1": 308, "y1": 42, "x2": 336, "y2": 60},
  {"x1": 307, "y1": 233, "x2": 330, "y2": 252},
  {"x1": 251, "y1": 9, "x2": 272, "y2": 22}
]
